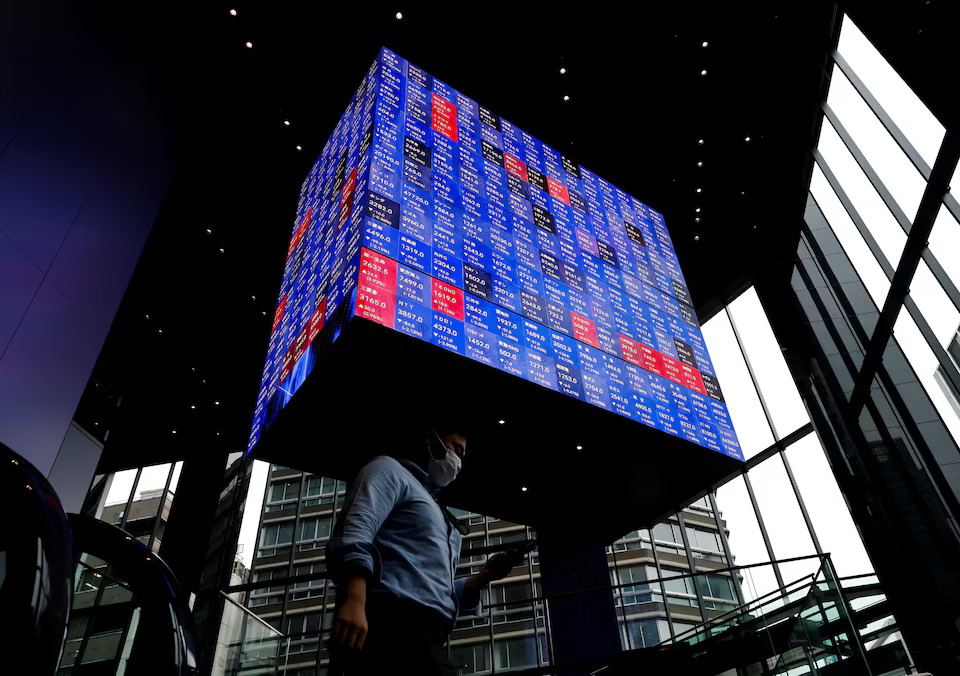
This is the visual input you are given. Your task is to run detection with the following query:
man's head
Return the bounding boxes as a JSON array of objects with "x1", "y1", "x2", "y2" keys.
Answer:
[{"x1": 425, "y1": 425, "x2": 468, "y2": 487}]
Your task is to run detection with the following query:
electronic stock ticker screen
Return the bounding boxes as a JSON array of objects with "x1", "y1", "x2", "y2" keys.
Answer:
[{"x1": 248, "y1": 48, "x2": 743, "y2": 461}]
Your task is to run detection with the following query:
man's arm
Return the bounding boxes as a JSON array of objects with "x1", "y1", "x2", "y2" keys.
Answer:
[
  {"x1": 459, "y1": 548, "x2": 528, "y2": 610},
  {"x1": 326, "y1": 457, "x2": 405, "y2": 650}
]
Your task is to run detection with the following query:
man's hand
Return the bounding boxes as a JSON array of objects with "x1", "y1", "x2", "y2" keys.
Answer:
[
  {"x1": 481, "y1": 548, "x2": 527, "y2": 581},
  {"x1": 462, "y1": 547, "x2": 529, "y2": 608},
  {"x1": 333, "y1": 576, "x2": 368, "y2": 651}
]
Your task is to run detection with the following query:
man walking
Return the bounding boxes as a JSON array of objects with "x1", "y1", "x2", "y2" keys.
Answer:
[{"x1": 326, "y1": 426, "x2": 525, "y2": 674}]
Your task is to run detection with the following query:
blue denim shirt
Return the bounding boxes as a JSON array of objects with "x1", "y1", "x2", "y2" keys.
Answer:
[{"x1": 326, "y1": 456, "x2": 478, "y2": 622}]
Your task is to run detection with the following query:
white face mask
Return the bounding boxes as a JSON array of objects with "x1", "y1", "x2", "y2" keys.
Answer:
[{"x1": 428, "y1": 448, "x2": 462, "y2": 487}]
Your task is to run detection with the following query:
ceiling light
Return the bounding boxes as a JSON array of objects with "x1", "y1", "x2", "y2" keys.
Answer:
[
  {"x1": 700, "y1": 69, "x2": 707, "y2": 76},
  {"x1": 694, "y1": 235, "x2": 700, "y2": 241},
  {"x1": 521, "y1": 486, "x2": 528, "y2": 492},
  {"x1": 563, "y1": 95, "x2": 570, "y2": 101},
  {"x1": 190, "y1": 405, "x2": 196, "y2": 409},
  {"x1": 695, "y1": 217, "x2": 701, "y2": 222},
  {"x1": 702, "y1": 41, "x2": 709, "y2": 47},
  {"x1": 206, "y1": 228, "x2": 212, "y2": 234},
  {"x1": 498, "y1": 419, "x2": 506, "y2": 425},
  {"x1": 559, "y1": 67, "x2": 566, "y2": 74},
  {"x1": 245, "y1": 41, "x2": 253, "y2": 49},
  {"x1": 745, "y1": 136, "x2": 751, "y2": 142},
  {"x1": 698, "y1": 139, "x2": 704, "y2": 145},
  {"x1": 145, "y1": 314, "x2": 150, "y2": 319},
  {"x1": 215, "y1": 401, "x2": 220, "y2": 405},
  {"x1": 229, "y1": 9, "x2": 237, "y2": 16},
  {"x1": 696, "y1": 188, "x2": 702, "y2": 193},
  {"x1": 219, "y1": 247, "x2": 225, "y2": 253},
  {"x1": 695, "y1": 207, "x2": 701, "y2": 213},
  {"x1": 396, "y1": 11, "x2": 403, "y2": 19},
  {"x1": 251, "y1": 295, "x2": 256, "y2": 300},
  {"x1": 296, "y1": 145, "x2": 302, "y2": 151},
  {"x1": 216, "y1": 431, "x2": 221, "y2": 436},
  {"x1": 172, "y1": 430, "x2": 177, "y2": 434},
  {"x1": 576, "y1": 445, "x2": 583, "y2": 451},
  {"x1": 158, "y1": 328, "x2": 163, "y2": 334},
  {"x1": 697, "y1": 161, "x2": 703, "y2": 167},
  {"x1": 262, "y1": 311, "x2": 267, "y2": 315},
  {"x1": 284, "y1": 120, "x2": 290, "y2": 126}
]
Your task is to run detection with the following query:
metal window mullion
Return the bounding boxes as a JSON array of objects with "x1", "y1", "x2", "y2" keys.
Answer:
[
  {"x1": 832, "y1": 50, "x2": 933, "y2": 180},
  {"x1": 848, "y1": 132, "x2": 960, "y2": 413},
  {"x1": 676, "y1": 511, "x2": 710, "y2": 633},
  {"x1": 147, "y1": 462, "x2": 176, "y2": 553},
  {"x1": 778, "y1": 450, "x2": 825, "y2": 557},
  {"x1": 921, "y1": 248, "x2": 960, "y2": 313},
  {"x1": 822, "y1": 104, "x2": 914, "y2": 235},
  {"x1": 814, "y1": 150, "x2": 897, "y2": 278},
  {"x1": 724, "y1": 305, "x2": 785, "y2": 441},
  {"x1": 707, "y1": 492, "x2": 746, "y2": 606},
  {"x1": 944, "y1": 191, "x2": 960, "y2": 224},
  {"x1": 901, "y1": 295, "x2": 960, "y2": 399},
  {"x1": 742, "y1": 472, "x2": 786, "y2": 590},
  {"x1": 648, "y1": 528, "x2": 676, "y2": 640}
]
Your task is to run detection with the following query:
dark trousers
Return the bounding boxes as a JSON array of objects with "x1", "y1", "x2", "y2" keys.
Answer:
[{"x1": 328, "y1": 592, "x2": 455, "y2": 676}]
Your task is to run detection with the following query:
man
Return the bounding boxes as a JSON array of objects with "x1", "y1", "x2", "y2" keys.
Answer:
[{"x1": 326, "y1": 426, "x2": 525, "y2": 674}]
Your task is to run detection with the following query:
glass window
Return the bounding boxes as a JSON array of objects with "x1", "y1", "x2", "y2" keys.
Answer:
[
  {"x1": 928, "y1": 204, "x2": 960, "y2": 299},
  {"x1": 908, "y1": 259, "x2": 959, "y2": 347},
  {"x1": 727, "y1": 288, "x2": 810, "y2": 438},
  {"x1": 785, "y1": 434, "x2": 874, "y2": 577},
  {"x1": 260, "y1": 522, "x2": 294, "y2": 547},
  {"x1": 660, "y1": 567, "x2": 693, "y2": 596},
  {"x1": 826, "y1": 65, "x2": 926, "y2": 220},
  {"x1": 269, "y1": 479, "x2": 301, "y2": 503},
  {"x1": 685, "y1": 526, "x2": 722, "y2": 553},
  {"x1": 748, "y1": 455, "x2": 820, "y2": 584},
  {"x1": 714, "y1": 478, "x2": 779, "y2": 601},
  {"x1": 892, "y1": 310, "x2": 960, "y2": 445},
  {"x1": 816, "y1": 117, "x2": 907, "y2": 270},
  {"x1": 809, "y1": 165, "x2": 890, "y2": 309},
  {"x1": 702, "y1": 310, "x2": 775, "y2": 458},
  {"x1": 494, "y1": 636, "x2": 537, "y2": 670},
  {"x1": 449, "y1": 643, "x2": 490, "y2": 674},
  {"x1": 836, "y1": 15, "x2": 945, "y2": 168}
]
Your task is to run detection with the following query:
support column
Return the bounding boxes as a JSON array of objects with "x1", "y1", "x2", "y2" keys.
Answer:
[{"x1": 537, "y1": 527, "x2": 620, "y2": 672}]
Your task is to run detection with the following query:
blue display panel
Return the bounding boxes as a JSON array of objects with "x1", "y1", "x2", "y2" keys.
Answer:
[{"x1": 248, "y1": 48, "x2": 742, "y2": 461}]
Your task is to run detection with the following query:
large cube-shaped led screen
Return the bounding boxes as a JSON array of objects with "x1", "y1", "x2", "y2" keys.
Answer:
[{"x1": 248, "y1": 48, "x2": 742, "y2": 461}]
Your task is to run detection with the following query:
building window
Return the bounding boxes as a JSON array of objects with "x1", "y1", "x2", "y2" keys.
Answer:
[
  {"x1": 494, "y1": 636, "x2": 537, "y2": 670},
  {"x1": 449, "y1": 642, "x2": 491, "y2": 674},
  {"x1": 289, "y1": 563, "x2": 326, "y2": 600},
  {"x1": 284, "y1": 611, "x2": 321, "y2": 655},
  {"x1": 297, "y1": 516, "x2": 332, "y2": 550},
  {"x1": 266, "y1": 479, "x2": 301, "y2": 512},
  {"x1": 303, "y1": 476, "x2": 336, "y2": 506},
  {"x1": 248, "y1": 569, "x2": 284, "y2": 607},
  {"x1": 258, "y1": 521, "x2": 294, "y2": 557}
]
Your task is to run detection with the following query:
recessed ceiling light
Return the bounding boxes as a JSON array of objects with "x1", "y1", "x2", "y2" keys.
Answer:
[
  {"x1": 215, "y1": 400, "x2": 220, "y2": 405},
  {"x1": 695, "y1": 217, "x2": 701, "y2": 222},
  {"x1": 700, "y1": 69, "x2": 707, "y2": 76},
  {"x1": 158, "y1": 328, "x2": 163, "y2": 334},
  {"x1": 576, "y1": 445, "x2": 583, "y2": 451},
  {"x1": 245, "y1": 41, "x2": 253, "y2": 49},
  {"x1": 145, "y1": 313, "x2": 150, "y2": 319},
  {"x1": 745, "y1": 136, "x2": 751, "y2": 142},
  {"x1": 696, "y1": 188, "x2": 702, "y2": 193},
  {"x1": 284, "y1": 120, "x2": 290, "y2": 126},
  {"x1": 521, "y1": 486, "x2": 528, "y2": 492},
  {"x1": 563, "y1": 95, "x2": 570, "y2": 101},
  {"x1": 697, "y1": 161, "x2": 703, "y2": 167},
  {"x1": 559, "y1": 67, "x2": 566, "y2": 74},
  {"x1": 251, "y1": 295, "x2": 256, "y2": 300},
  {"x1": 219, "y1": 247, "x2": 225, "y2": 253},
  {"x1": 694, "y1": 234, "x2": 700, "y2": 241},
  {"x1": 498, "y1": 419, "x2": 506, "y2": 425},
  {"x1": 262, "y1": 311, "x2": 267, "y2": 316},
  {"x1": 229, "y1": 9, "x2": 237, "y2": 16},
  {"x1": 172, "y1": 429, "x2": 177, "y2": 434},
  {"x1": 296, "y1": 145, "x2": 302, "y2": 151},
  {"x1": 206, "y1": 228, "x2": 212, "y2": 234},
  {"x1": 190, "y1": 405, "x2": 196, "y2": 409},
  {"x1": 698, "y1": 139, "x2": 704, "y2": 145},
  {"x1": 702, "y1": 41, "x2": 709, "y2": 47},
  {"x1": 695, "y1": 207, "x2": 701, "y2": 213},
  {"x1": 396, "y1": 11, "x2": 403, "y2": 19}
]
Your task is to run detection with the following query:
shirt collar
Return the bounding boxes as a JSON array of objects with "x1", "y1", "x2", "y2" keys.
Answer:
[{"x1": 398, "y1": 458, "x2": 437, "y2": 492}]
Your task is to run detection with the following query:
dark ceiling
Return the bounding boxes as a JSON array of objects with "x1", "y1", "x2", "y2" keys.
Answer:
[{"x1": 60, "y1": 0, "x2": 953, "y2": 472}]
